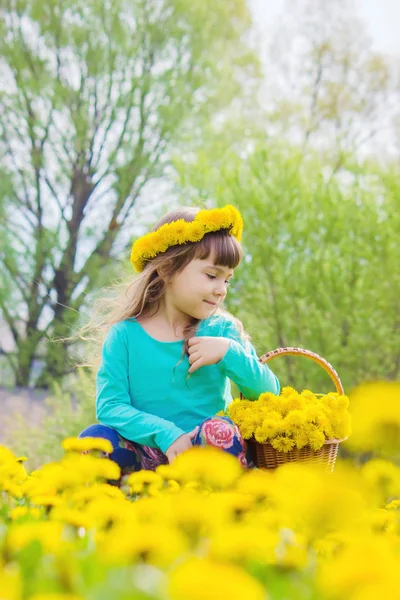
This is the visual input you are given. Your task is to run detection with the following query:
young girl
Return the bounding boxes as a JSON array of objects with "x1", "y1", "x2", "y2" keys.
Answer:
[{"x1": 79, "y1": 205, "x2": 280, "y2": 473}]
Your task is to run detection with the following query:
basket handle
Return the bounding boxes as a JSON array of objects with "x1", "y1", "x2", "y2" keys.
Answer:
[{"x1": 258, "y1": 347, "x2": 344, "y2": 395}]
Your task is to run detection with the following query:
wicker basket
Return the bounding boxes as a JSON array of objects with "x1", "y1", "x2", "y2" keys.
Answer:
[{"x1": 246, "y1": 347, "x2": 347, "y2": 473}]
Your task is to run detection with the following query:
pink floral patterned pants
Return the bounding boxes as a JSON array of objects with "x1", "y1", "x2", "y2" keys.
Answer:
[{"x1": 79, "y1": 416, "x2": 248, "y2": 474}]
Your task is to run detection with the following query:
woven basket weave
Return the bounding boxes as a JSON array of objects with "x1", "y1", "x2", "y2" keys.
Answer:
[{"x1": 246, "y1": 347, "x2": 346, "y2": 473}]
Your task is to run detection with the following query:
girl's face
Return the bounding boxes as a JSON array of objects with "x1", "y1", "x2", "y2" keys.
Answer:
[{"x1": 165, "y1": 253, "x2": 234, "y2": 320}]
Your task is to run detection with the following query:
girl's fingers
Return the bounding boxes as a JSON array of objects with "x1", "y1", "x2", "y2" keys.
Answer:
[
  {"x1": 189, "y1": 358, "x2": 203, "y2": 373},
  {"x1": 188, "y1": 351, "x2": 201, "y2": 364},
  {"x1": 188, "y1": 426, "x2": 199, "y2": 440},
  {"x1": 188, "y1": 342, "x2": 201, "y2": 355}
]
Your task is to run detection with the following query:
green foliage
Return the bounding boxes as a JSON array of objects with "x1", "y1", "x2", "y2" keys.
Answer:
[
  {"x1": 177, "y1": 142, "x2": 400, "y2": 393},
  {"x1": 4, "y1": 370, "x2": 96, "y2": 470}
]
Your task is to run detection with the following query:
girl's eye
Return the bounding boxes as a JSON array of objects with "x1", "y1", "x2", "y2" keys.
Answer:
[{"x1": 206, "y1": 274, "x2": 231, "y2": 287}]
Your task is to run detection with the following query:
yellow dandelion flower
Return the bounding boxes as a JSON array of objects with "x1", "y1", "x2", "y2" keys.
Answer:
[
  {"x1": 127, "y1": 470, "x2": 163, "y2": 494},
  {"x1": 258, "y1": 395, "x2": 282, "y2": 413},
  {"x1": 62, "y1": 437, "x2": 113, "y2": 454},
  {"x1": 281, "y1": 386, "x2": 298, "y2": 398},
  {"x1": 31, "y1": 494, "x2": 63, "y2": 507},
  {"x1": 258, "y1": 391, "x2": 278, "y2": 404},
  {"x1": 286, "y1": 395, "x2": 305, "y2": 411},
  {"x1": 0, "y1": 563, "x2": 21, "y2": 600},
  {"x1": 284, "y1": 410, "x2": 306, "y2": 430},
  {"x1": 337, "y1": 394, "x2": 350, "y2": 410},
  {"x1": 254, "y1": 426, "x2": 266, "y2": 443},
  {"x1": 29, "y1": 595, "x2": 84, "y2": 600},
  {"x1": 1, "y1": 481, "x2": 24, "y2": 498},
  {"x1": 265, "y1": 410, "x2": 283, "y2": 422},
  {"x1": 6, "y1": 521, "x2": 64, "y2": 554},
  {"x1": 323, "y1": 422, "x2": 335, "y2": 439},
  {"x1": 307, "y1": 428, "x2": 325, "y2": 450},
  {"x1": 228, "y1": 405, "x2": 249, "y2": 425},
  {"x1": 301, "y1": 389, "x2": 316, "y2": 399},
  {"x1": 50, "y1": 507, "x2": 95, "y2": 530},
  {"x1": 9, "y1": 506, "x2": 41, "y2": 520},
  {"x1": 197, "y1": 208, "x2": 232, "y2": 231},
  {"x1": 172, "y1": 447, "x2": 242, "y2": 488},
  {"x1": 86, "y1": 496, "x2": 136, "y2": 528},
  {"x1": 331, "y1": 412, "x2": 351, "y2": 439},
  {"x1": 135, "y1": 233, "x2": 156, "y2": 256},
  {"x1": 155, "y1": 463, "x2": 181, "y2": 481},
  {"x1": 166, "y1": 479, "x2": 180, "y2": 493},
  {"x1": 186, "y1": 221, "x2": 206, "y2": 242},
  {"x1": 294, "y1": 431, "x2": 309, "y2": 449},
  {"x1": 62, "y1": 454, "x2": 121, "y2": 484},
  {"x1": 277, "y1": 398, "x2": 292, "y2": 417},
  {"x1": 321, "y1": 393, "x2": 338, "y2": 409},
  {"x1": 240, "y1": 418, "x2": 258, "y2": 439},
  {"x1": 258, "y1": 419, "x2": 278, "y2": 441},
  {"x1": 361, "y1": 459, "x2": 400, "y2": 499},
  {"x1": 304, "y1": 405, "x2": 322, "y2": 421},
  {"x1": 236, "y1": 469, "x2": 276, "y2": 501},
  {"x1": 168, "y1": 557, "x2": 265, "y2": 600},
  {"x1": 228, "y1": 205, "x2": 244, "y2": 241},
  {"x1": 209, "y1": 523, "x2": 276, "y2": 563},
  {"x1": 69, "y1": 483, "x2": 125, "y2": 506},
  {"x1": 100, "y1": 522, "x2": 188, "y2": 568},
  {"x1": 271, "y1": 436, "x2": 295, "y2": 452}
]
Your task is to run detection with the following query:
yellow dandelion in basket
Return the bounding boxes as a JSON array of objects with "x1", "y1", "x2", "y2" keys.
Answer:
[
  {"x1": 271, "y1": 436, "x2": 296, "y2": 452},
  {"x1": 261, "y1": 418, "x2": 280, "y2": 438},
  {"x1": 240, "y1": 417, "x2": 259, "y2": 440},
  {"x1": 307, "y1": 428, "x2": 326, "y2": 451},
  {"x1": 294, "y1": 431, "x2": 309, "y2": 450},
  {"x1": 284, "y1": 411, "x2": 306, "y2": 429}
]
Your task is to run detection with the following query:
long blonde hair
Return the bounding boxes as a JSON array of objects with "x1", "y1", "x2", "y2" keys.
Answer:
[{"x1": 78, "y1": 207, "x2": 247, "y2": 369}]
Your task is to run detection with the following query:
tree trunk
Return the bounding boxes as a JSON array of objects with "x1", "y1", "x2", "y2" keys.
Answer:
[
  {"x1": 14, "y1": 338, "x2": 38, "y2": 387},
  {"x1": 34, "y1": 311, "x2": 79, "y2": 389}
]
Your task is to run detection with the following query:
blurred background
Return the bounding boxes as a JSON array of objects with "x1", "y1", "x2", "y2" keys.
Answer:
[{"x1": 0, "y1": 0, "x2": 399, "y2": 465}]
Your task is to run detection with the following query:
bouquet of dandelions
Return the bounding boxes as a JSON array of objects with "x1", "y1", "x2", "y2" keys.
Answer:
[{"x1": 224, "y1": 387, "x2": 352, "y2": 453}]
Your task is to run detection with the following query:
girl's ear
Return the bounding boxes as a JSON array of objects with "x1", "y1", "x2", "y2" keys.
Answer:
[{"x1": 156, "y1": 267, "x2": 170, "y2": 284}]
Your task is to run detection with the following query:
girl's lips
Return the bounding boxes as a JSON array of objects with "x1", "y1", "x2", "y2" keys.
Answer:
[{"x1": 204, "y1": 300, "x2": 217, "y2": 306}]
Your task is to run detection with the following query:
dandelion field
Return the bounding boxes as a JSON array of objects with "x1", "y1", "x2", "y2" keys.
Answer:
[{"x1": 1, "y1": 382, "x2": 400, "y2": 600}]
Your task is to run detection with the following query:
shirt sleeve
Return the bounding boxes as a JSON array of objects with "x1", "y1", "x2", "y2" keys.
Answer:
[
  {"x1": 217, "y1": 320, "x2": 280, "y2": 399},
  {"x1": 96, "y1": 324, "x2": 185, "y2": 454}
]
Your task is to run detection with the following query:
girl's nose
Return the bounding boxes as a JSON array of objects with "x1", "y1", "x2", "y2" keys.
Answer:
[{"x1": 214, "y1": 281, "x2": 226, "y2": 297}]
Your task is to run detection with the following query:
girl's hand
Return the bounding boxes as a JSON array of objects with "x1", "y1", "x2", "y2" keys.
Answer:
[
  {"x1": 188, "y1": 336, "x2": 231, "y2": 373},
  {"x1": 165, "y1": 426, "x2": 199, "y2": 463}
]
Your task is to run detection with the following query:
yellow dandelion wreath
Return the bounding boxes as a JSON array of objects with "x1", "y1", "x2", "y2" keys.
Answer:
[{"x1": 130, "y1": 205, "x2": 243, "y2": 272}]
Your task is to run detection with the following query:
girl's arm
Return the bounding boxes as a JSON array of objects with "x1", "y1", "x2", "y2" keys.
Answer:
[
  {"x1": 96, "y1": 324, "x2": 185, "y2": 453},
  {"x1": 217, "y1": 320, "x2": 280, "y2": 399}
]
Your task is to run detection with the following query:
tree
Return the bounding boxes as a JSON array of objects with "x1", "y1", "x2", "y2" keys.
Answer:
[
  {"x1": 0, "y1": 0, "x2": 257, "y2": 387},
  {"x1": 260, "y1": 0, "x2": 399, "y2": 167}
]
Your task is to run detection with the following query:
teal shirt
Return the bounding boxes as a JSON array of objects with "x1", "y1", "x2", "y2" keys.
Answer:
[{"x1": 96, "y1": 315, "x2": 280, "y2": 453}]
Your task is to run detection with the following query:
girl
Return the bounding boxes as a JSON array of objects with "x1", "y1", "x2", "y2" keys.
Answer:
[{"x1": 79, "y1": 205, "x2": 280, "y2": 473}]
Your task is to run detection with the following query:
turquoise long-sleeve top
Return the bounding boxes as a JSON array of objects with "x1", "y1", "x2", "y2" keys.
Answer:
[{"x1": 96, "y1": 315, "x2": 280, "y2": 454}]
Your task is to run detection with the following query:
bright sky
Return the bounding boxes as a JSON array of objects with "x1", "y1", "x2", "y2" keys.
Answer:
[{"x1": 249, "y1": 0, "x2": 400, "y2": 55}]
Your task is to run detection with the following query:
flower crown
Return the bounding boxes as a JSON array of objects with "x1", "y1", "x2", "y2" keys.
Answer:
[{"x1": 130, "y1": 204, "x2": 244, "y2": 273}]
